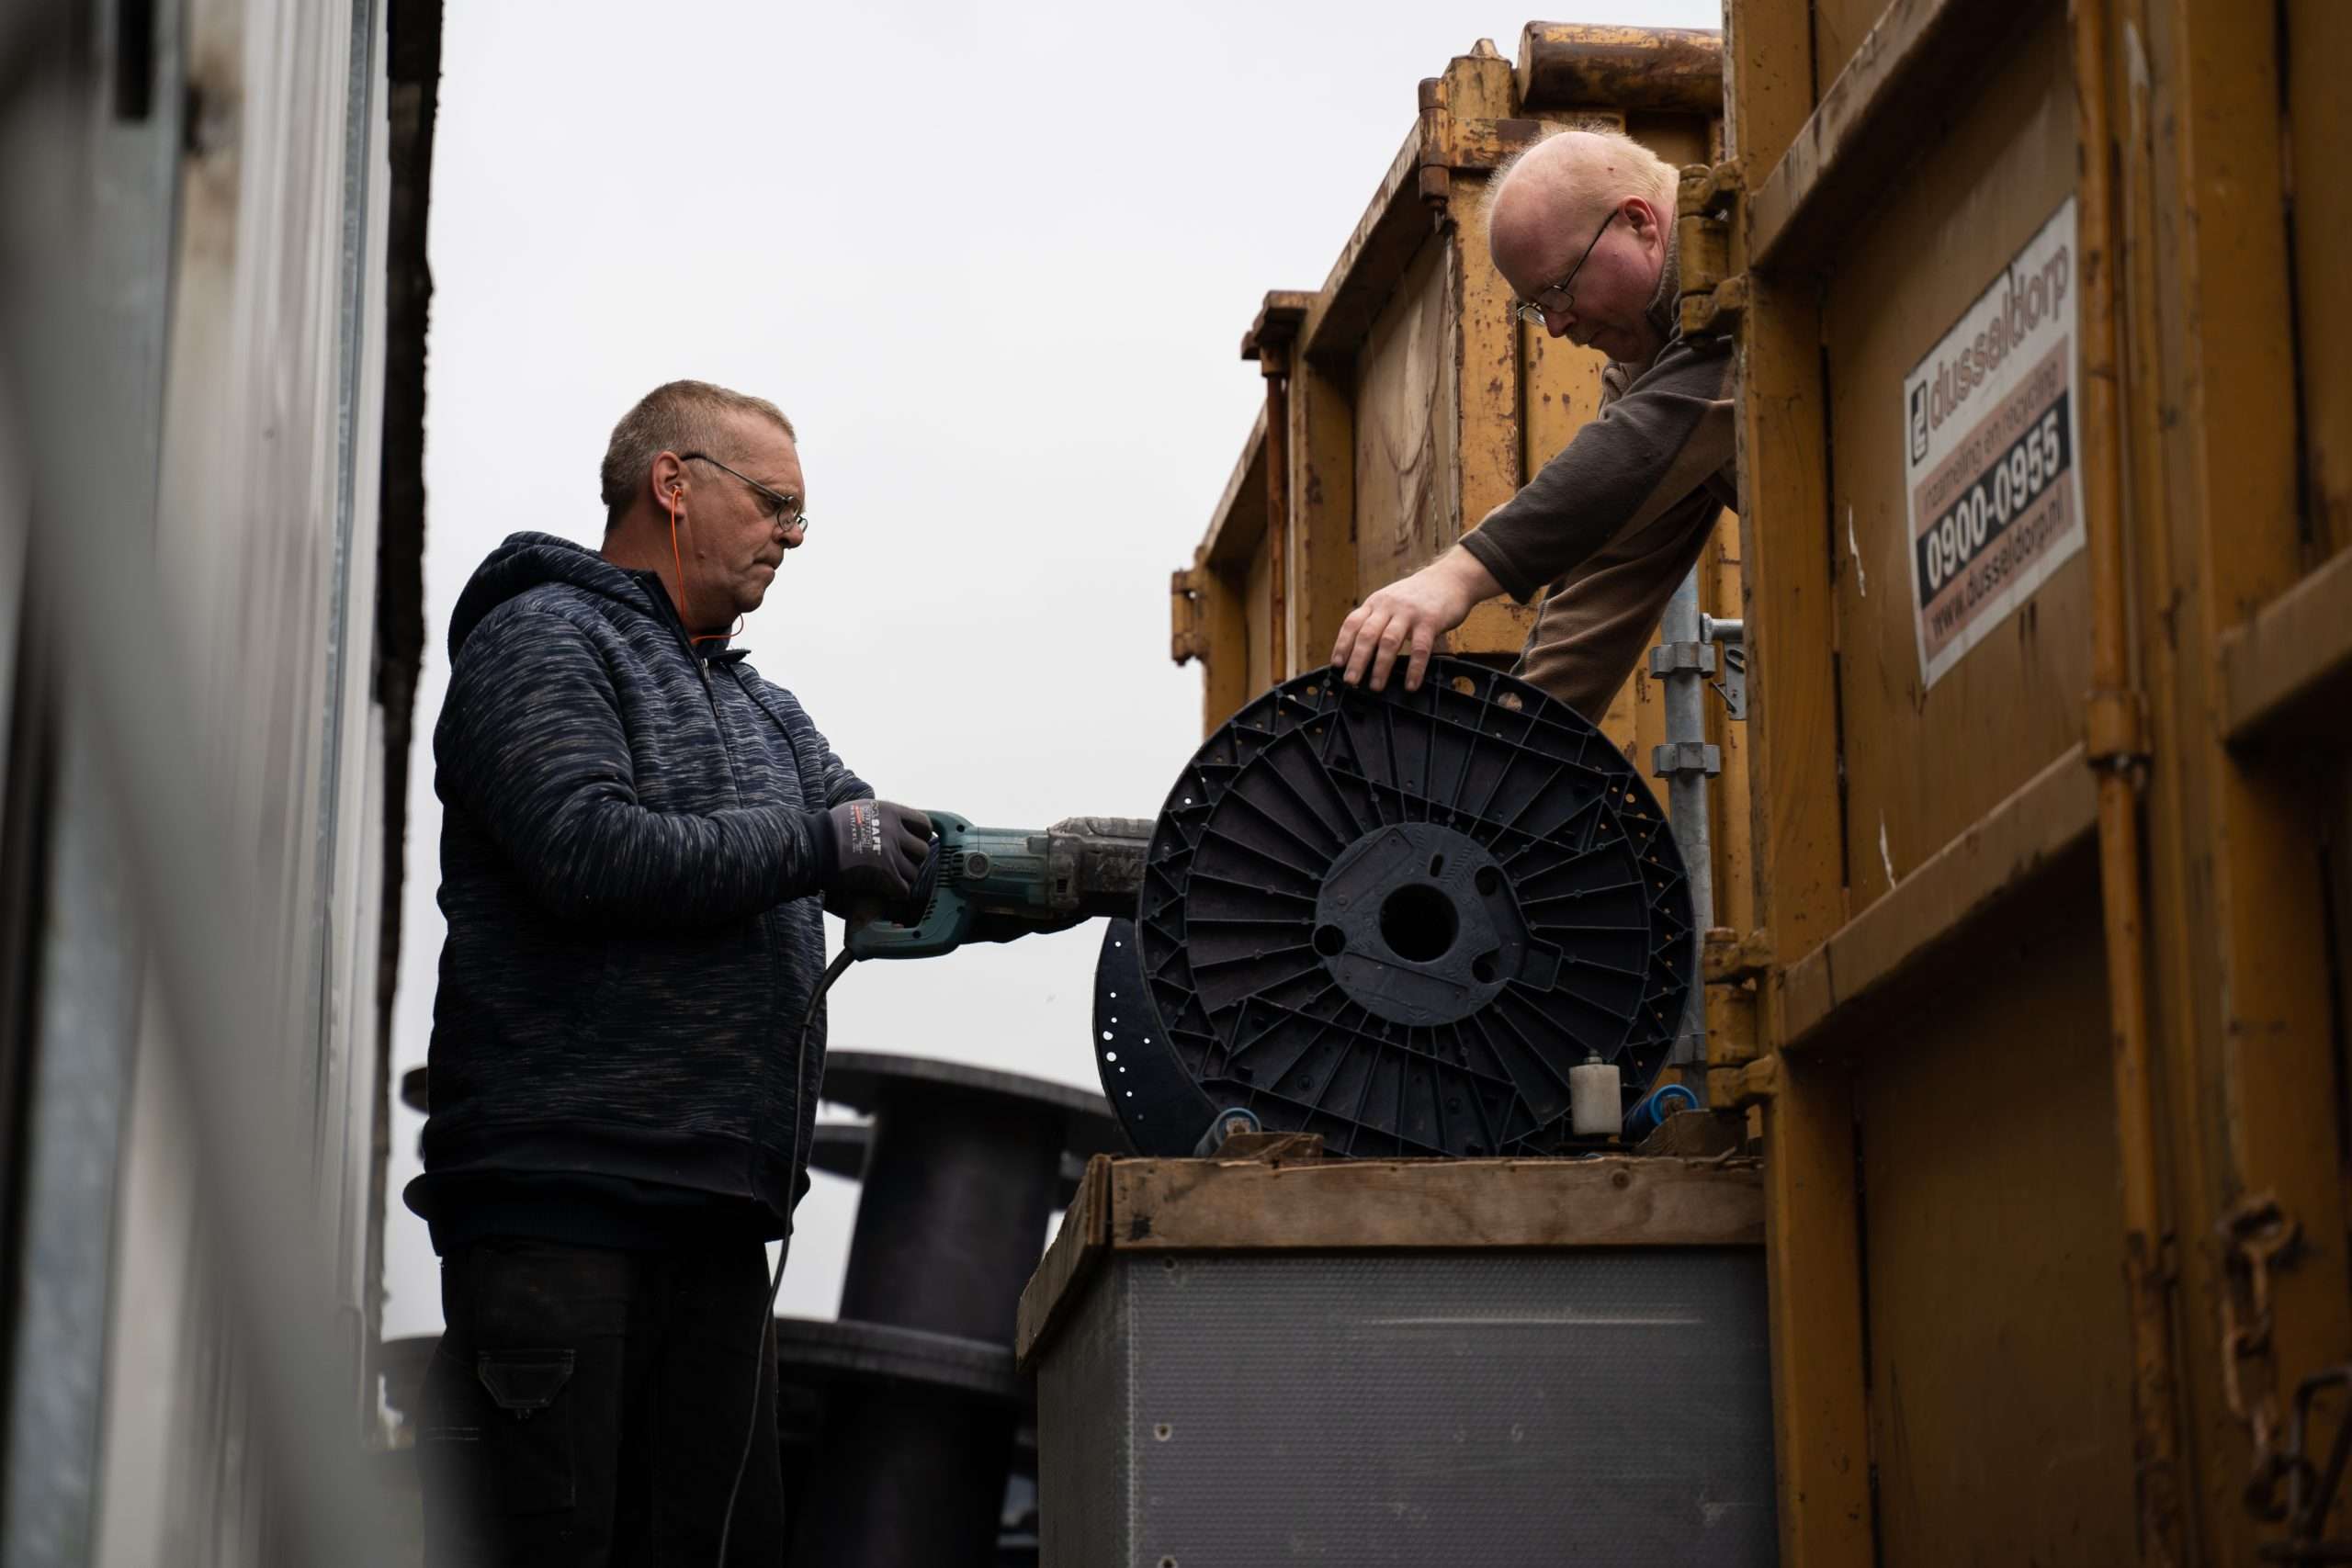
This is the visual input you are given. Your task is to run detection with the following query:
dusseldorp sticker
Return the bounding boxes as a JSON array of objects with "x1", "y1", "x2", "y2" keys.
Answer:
[{"x1": 1902, "y1": 197, "x2": 2085, "y2": 690}]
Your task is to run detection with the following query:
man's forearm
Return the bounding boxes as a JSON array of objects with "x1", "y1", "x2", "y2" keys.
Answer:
[{"x1": 1432, "y1": 544, "x2": 1503, "y2": 604}]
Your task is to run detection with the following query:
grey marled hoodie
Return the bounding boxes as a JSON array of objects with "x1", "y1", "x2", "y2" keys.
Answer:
[{"x1": 409, "y1": 531, "x2": 867, "y2": 1231}]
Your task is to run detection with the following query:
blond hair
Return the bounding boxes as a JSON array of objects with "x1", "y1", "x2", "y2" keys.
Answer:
[
  {"x1": 1486, "y1": 128, "x2": 1680, "y2": 245},
  {"x1": 600, "y1": 380, "x2": 797, "y2": 525}
]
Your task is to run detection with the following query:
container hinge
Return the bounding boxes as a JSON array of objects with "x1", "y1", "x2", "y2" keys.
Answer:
[
  {"x1": 1702, "y1": 931, "x2": 1769, "y2": 1070},
  {"x1": 2086, "y1": 686, "x2": 2149, "y2": 770},
  {"x1": 1170, "y1": 566, "x2": 1209, "y2": 668},
  {"x1": 1676, "y1": 159, "x2": 1746, "y2": 342},
  {"x1": 1705, "y1": 981, "x2": 1759, "y2": 1068},
  {"x1": 1706, "y1": 1052, "x2": 1780, "y2": 1107},
  {"x1": 1413, "y1": 43, "x2": 1535, "y2": 214},
  {"x1": 2219, "y1": 1194, "x2": 2309, "y2": 1522},
  {"x1": 1702, "y1": 928, "x2": 1773, "y2": 985}
]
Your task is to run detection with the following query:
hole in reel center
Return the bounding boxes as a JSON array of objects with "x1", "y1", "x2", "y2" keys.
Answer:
[{"x1": 1378, "y1": 883, "x2": 1459, "y2": 963}]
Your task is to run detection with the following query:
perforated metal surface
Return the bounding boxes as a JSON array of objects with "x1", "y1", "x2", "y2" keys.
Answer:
[{"x1": 1040, "y1": 1250, "x2": 1773, "y2": 1567}]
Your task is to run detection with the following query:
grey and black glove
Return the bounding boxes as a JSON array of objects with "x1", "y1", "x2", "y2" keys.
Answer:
[{"x1": 817, "y1": 799, "x2": 933, "y2": 913}]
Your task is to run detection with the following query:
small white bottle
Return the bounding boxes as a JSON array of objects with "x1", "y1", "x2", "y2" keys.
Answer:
[{"x1": 1568, "y1": 1051, "x2": 1623, "y2": 1137}]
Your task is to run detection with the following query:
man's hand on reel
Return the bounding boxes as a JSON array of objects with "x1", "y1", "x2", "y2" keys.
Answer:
[{"x1": 1330, "y1": 547, "x2": 1501, "y2": 693}]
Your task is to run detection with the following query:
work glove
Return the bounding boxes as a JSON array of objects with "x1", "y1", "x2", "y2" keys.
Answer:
[{"x1": 818, "y1": 799, "x2": 933, "y2": 915}]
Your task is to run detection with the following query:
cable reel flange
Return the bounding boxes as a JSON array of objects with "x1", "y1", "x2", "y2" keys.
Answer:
[{"x1": 1117, "y1": 657, "x2": 1693, "y2": 1159}]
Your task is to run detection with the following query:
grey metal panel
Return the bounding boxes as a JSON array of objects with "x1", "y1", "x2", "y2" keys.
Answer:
[
  {"x1": 1038, "y1": 1264, "x2": 1133, "y2": 1568},
  {"x1": 1045, "y1": 1249, "x2": 1774, "y2": 1567},
  {"x1": 0, "y1": 0, "x2": 184, "y2": 1559},
  {"x1": 0, "y1": 0, "x2": 407, "y2": 1558},
  {"x1": 2, "y1": 733, "x2": 143, "y2": 1568}
]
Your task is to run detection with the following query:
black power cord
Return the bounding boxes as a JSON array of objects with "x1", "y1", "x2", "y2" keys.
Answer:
[{"x1": 715, "y1": 946, "x2": 855, "y2": 1565}]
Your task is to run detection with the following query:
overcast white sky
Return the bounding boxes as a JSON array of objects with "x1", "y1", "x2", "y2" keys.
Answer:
[{"x1": 384, "y1": 0, "x2": 1722, "y2": 1337}]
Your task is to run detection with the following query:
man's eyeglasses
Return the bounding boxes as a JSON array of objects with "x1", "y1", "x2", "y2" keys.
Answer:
[
  {"x1": 1511, "y1": 208, "x2": 1620, "y2": 328},
  {"x1": 679, "y1": 452, "x2": 808, "y2": 532}
]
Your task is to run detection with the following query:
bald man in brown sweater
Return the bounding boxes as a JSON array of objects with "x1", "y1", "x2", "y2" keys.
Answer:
[{"x1": 1330, "y1": 129, "x2": 1734, "y2": 718}]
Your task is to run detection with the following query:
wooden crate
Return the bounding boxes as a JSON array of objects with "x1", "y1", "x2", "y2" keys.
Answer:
[{"x1": 1019, "y1": 1149, "x2": 1772, "y2": 1565}]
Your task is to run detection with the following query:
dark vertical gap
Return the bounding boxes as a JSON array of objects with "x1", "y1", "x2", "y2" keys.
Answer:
[
  {"x1": 365, "y1": 0, "x2": 442, "y2": 1438},
  {"x1": 2314, "y1": 783, "x2": 2352, "y2": 1317},
  {"x1": 1850, "y1": 1069, "x2": 1884, "y2": 1568},
  {"x1": 1818, "y1": 333, "x2": 1854, "y2": 902},
  {"x1": 1804, "y1": 0, "x2": 1824, "y2": 106},
  {"x1": 0, "y1": 586, "x2": 58, "y2": 1496},
  {"x1": 2272, "y1": 0, "x2": 2319, "y2": 558},
  {"x1": 1816, "y1": 276, "x2": 1874, "y2": 1550},
  {"x1": 111, "y1": 0, "x2": 155, "y2": 122}
]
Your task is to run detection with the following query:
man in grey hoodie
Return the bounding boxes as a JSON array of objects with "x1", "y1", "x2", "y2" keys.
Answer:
[{"x1": 410, "y1": 380, "x2": 931, "y2": 1564}]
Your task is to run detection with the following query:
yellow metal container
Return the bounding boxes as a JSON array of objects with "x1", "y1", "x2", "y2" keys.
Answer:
[
  {"x1": 1706, "y1": 0, "x2": 2352, "y2": 1561},
  {"x1": 1169, "y1": 24, "x2": 1752, "y2": 942},
  {"x1": 1158, "y1": 6, "x2": 2352, "y2": 1562}
]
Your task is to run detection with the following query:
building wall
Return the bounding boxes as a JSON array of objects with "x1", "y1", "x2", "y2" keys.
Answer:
[{"x1": 0, "y1": 0, "x2": 411, "y2": 1559}]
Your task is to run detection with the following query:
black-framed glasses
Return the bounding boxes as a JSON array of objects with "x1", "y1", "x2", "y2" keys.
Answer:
[
  {"x1": 679, "y1": 452, "x2": 808, "y2": 532},
  {"x1": 1512, "y1": 209, "x2": 1620, "y2": 328}
]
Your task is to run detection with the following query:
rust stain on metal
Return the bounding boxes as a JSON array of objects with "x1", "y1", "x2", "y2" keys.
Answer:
[{"x1": 1517, "y1": 23, "x2": 1724, "y2": 115}]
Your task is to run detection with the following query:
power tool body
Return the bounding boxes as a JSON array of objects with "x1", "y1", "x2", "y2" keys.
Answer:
[{"x1": 844, "y1": 814, "x2": 1154, "y2": 960}]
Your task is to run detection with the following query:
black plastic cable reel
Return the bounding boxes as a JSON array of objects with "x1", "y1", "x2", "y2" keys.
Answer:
[{"x1": 1094, "y1": 657, "x2": 1694, "y2": 1159}]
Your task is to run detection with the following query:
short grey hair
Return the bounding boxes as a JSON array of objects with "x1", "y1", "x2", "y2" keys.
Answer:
[
  {"x1": 600, "y1": 379, "x2": 797, "y2": 525},
  {"x1": 1486, "y1": 127, "x2": 1680, "y2": 247}
]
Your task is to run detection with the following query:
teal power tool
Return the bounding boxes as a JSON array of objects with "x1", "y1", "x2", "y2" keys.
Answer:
[{"x1": 844, "y1": 813, "x2": 1155, "y2": 960}]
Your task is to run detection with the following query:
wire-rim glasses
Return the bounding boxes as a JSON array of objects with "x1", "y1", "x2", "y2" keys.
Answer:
[
  {"x1": 1511, "y1": 208, "x2": 1620, "y2": 329},
  {"x1": 679, "y1": 452, "x2": 808, "y2": 532}
]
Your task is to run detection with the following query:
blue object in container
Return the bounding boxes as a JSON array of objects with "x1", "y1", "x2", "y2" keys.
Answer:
[{"x1": 1623, "y1": 1082, "x2": 1699, "y2": 1142}]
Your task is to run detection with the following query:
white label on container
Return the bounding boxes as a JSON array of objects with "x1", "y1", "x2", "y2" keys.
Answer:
[{"x1": 1901, "y1": 197, "x2": 2084, "y2": 690}]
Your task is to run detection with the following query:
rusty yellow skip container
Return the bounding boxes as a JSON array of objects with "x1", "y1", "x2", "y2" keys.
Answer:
[
  {"x1": 1703, "y1": 0, "x2": 2352, "y2": 1562},
  {"x1": 1170, "y1": 23, "x2": 1755, "y2": 962},
  {"x1": 1158, "y1": 6, "x2": 2352, "y2": 1564}
]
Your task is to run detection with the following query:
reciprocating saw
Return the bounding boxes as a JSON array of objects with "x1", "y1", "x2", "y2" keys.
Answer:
[{"x1": 843, "y1": 813, "x2": 1155, "y2": 960}]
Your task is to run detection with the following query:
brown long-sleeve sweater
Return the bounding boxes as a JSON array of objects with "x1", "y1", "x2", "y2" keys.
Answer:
[{"x1": 1458, "y1": 270, "x2": 1736, "y2": 720}]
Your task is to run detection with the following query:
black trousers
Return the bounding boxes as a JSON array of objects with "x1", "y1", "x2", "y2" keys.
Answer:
[{"x1": 417, "y1": 1238, "x2": 785, "y2": 1567}]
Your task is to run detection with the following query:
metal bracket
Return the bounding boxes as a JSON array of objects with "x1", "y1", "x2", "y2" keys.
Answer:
[
  {"x1": 1170, "y1": 565, "x2": 1207, "y2": 667},
  {"x1": 1709, "y1": 646, "x2": 1747, "y2": 720},
  {"x1": 1652, "y1": 739, "x2": 1722, "y2": 779},
  {"x1": 1701, "y1": 617, "x2": 1748, "y2": 719},
  {"x1": 1650, "y1": 625, "x2": 1749, "y2": 718},
  {"x1": 1648, "y1": 640, "x2": 1718, "y2": 678}
]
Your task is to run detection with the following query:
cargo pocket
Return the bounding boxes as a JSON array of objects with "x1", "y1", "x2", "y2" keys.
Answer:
[{"x1": 475, "y1": 1349, "x2": 577, "y2": 1516}]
